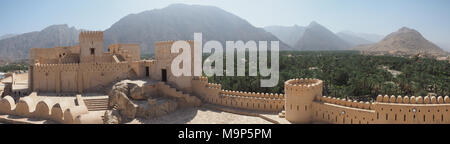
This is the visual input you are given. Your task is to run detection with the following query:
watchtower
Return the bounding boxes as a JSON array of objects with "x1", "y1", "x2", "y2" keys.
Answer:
[
  {"x1": 284, "y1": 78, "x2": 323, "y2": 123},
  {"x1": 79, "y1": 31, "x2": 103, "y2": 63}
]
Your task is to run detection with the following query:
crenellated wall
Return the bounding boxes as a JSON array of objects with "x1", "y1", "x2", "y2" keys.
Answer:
[
  {"x1": 31, "y1": 62, "x2": 132, "y2": 93},
  {"x1": 282, "y1": 78, "x2": 450, "y2": 124},
  {"x1": 191, "y1": 76, "x2": 285, "y2": 112}
]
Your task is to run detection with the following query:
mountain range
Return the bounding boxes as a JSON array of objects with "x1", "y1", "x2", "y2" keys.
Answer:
[
  {"x1": 0, "y1": 4, "x2": 291, "y2": 61},
  {"x1": 0, "y1": 4, "x2": 447, "y2": 61},
  {"x1": 0, "y1": 24, "x2": 79, "y2": 60},
  {"x1": 264, "y1": 23, "x2": 385, "y2": 50}
]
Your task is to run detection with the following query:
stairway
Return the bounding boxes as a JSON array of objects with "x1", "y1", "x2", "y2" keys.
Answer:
[{"x1": 83, "y1": 97, "x2": 110, "y2": 111}]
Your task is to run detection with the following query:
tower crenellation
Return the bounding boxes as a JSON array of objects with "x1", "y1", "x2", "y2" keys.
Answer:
[{"x1": 284, "y1": 78, "x2": 323, "y2": 124}]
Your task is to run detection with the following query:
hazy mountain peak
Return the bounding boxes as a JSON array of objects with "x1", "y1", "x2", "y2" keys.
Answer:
[
  {"x1": 105, "y1": 4, "x2": 291, "y2": 53},
  {"x1": 0, "y1": 34, "x2": 17, "y2": 40},
  {"x1": 264, "y1": 25, "x2": 306, "y2": 47},
  {"x1": 337, "y1": 31, "x2": 374, "y2": 46},
  {"x1": 308, "y1": 21, "x2": 322, "y2": 28},
  {"x1": 355, "y1": 27, "x2": 445, "y2": 55},
  {"x1": 0, "y1": 24, "x2": 80, "y2": 60},
  {"x1": 295, "y1": 21, "x2": 351, "y2": 50}
]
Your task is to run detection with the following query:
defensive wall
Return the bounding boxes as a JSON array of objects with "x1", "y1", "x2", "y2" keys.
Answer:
[{"x1": 0, "y1": 93, "x2": 91, "y2": 124}]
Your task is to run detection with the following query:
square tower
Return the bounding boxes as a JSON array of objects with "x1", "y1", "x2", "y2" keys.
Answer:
[{"x1": 79, "y1": 31, "x2": 104, "y2": 63}]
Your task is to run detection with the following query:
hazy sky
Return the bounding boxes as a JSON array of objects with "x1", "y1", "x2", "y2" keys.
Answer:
[{"x1": 1, "y1": 0, "x2": 449, "y2": 47}]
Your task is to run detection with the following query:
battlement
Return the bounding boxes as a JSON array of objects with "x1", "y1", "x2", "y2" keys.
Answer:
[
  {"x1": 376, "y1": 95, "x2": 450, "y2": 104},
  {"x1": 317, "y1": 96, "x2": 373, "y2": 110},
  {"x1": 206, "y1": 83, "x2": 221, "y2": 89},
  {"x1": 79, "y1": 31, "x2": 103, "y2": 41},
  {"x1": 155, "y1": 40, "x2": 194, "y2": 45},
  {"x1": 285, "y1": 78, "x2": 323, "y2": 92},
  {"x1": 220, "y1": 90, "x2": 284, "y2": 99}
]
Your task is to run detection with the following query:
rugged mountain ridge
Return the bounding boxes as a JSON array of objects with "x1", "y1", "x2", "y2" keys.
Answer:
[
  {"x1": 104, "y1": 4, "x2": 291, "y2": 54},
  {"x1": 0, "y1": 24, "x2": 80, "y2": 60}
]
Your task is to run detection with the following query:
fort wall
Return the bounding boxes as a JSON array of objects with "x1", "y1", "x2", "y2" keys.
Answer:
[
  {"x1": 0, "y1": 93, "x2": 88, "y2": 124},
  {"x1": 31, "y1": 62, "x2": 132, "y2": 93},
  {"x1": 191, "y1": 76, "x2": 285, "y2": 112}
]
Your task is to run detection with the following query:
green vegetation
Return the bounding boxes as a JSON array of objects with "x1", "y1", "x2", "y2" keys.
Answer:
[
  {"x1": 141, "y1": 53, "x2": 155, "y2": 60},
  {"x1": 0, "y1": 63, "x2": 28, "y2": 72},
  {"x1": 206, "y1": 51, "x2": 449, "y2": 101}
]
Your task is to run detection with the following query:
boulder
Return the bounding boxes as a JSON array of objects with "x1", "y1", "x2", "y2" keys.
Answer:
[
  {"x1": 136, "y1": 98, "x2": 178, "y2": 118},
  {"x1": 103, "y1": 109, "x2": 122, "y2": 124},
  {"x1": 109, "y1": 91, "x2": 138, "y2": 119},
  {"x1": 129, "y1": 83, "x2": 146, "y2": 100}
]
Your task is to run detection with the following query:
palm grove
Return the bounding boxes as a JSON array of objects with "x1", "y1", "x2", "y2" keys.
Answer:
[{"x1": 206, "y1": 51, "x2": 450, "y2": 101}]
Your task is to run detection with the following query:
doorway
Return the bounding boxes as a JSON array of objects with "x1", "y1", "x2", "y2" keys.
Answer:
[
  {"x1": 145, "y1": 67, "x2": 150, "y2": 77},
  {"x1": 161, "y1": 69, "x2": 167, "y2": 82}
]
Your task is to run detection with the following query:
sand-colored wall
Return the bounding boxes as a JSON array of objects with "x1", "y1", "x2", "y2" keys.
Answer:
[
  {"x1": 312, "y1": 95, "x2": 450, "y2": 124},
  {"x1": 154, "y1": 41, "x2": 196, "y2": 93},
  {"x1": 283, "y1": 78, "x2": 450, "y2": 124},
  {"x1": 0, "y1": 93, "x2": 88, "y2": 124},
  {"x1": 32, "y1": 62, "x2": 131, "y2": 93},
  {"x1": 190, "y1": 76, "x2": 285, "y2": 112},
  {"x1": 284, "y1": 78, "x2": 323, "y2": 123},
  {"x1": 108, "y1": 44, "x2": 141, "y2": 62}
]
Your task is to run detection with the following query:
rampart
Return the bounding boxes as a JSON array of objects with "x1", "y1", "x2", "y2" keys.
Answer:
[
  {"x1": 0, "y1": 93, "x2": 89, "y2": 124},
  {"x1": 283, "y1": 78, "x2": 450, "y2": 124},
  {"x1": 192, "y1": 76, "x2": 285, "y2": 112}
]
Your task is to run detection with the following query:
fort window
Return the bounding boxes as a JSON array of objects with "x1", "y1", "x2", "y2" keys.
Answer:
[
  {"x1": 442, "y1": 115, "x2": 444, "y2": 121},
  {"x1": 395, "y1": 114, "x2": 397, "y2": 121},
  {"x1": 90, "y1": 48, "x2": 95, "y2": 55},
  {"x1": 145, "y1": 67, "x2": 150, "y2": 77},
  {"x1": 433, "y1": 115, "x2": 435, "y2": 121},
  {"x1": 423, "y1": 115, "x2": 426, "y2": 122},
  {"x1": 161, "y1": 69, "x2": 167, "y2": 82},
  {"x1": 386, "y1": 114, "x2": 388, "y2": 120},
  {"x1": 404, "y1": 115, "x2": 406, "y2": 121}
]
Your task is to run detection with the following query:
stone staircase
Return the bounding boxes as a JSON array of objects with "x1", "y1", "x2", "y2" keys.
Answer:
[{"x1": 83, "y1": 97, "x2": 110, "y2": 111}]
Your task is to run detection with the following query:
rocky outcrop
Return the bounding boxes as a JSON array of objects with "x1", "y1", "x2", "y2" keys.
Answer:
[
  {"x1": 107, "y1": 79, "x2": 202, "y2": 123},
  {"x1": 109, "y1": 90, "x2": 138, "y2": 119},
  {"x1": 103, "y1": 108, "x2": 122, "y2": 124},
  {"x1": 136, "y1": 98, "x2": 178, "y2": 118}
]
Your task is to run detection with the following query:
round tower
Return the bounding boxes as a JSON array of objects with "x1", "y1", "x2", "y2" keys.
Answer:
[{"x1": 284, "y1": 78, "x2": 323, "y2": 124}]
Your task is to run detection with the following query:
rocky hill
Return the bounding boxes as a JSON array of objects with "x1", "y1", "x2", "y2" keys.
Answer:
[
  {"x1": 355, "y1": 27, "x2": 446, "y2": 55},
  {"x1": 294, "y1": 22, "x2": 351, "y2": 51}
]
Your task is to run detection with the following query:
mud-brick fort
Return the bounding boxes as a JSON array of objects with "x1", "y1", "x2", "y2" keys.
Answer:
[{"x1": 0, "y1": 31, "x2": 449, "y2": 124}]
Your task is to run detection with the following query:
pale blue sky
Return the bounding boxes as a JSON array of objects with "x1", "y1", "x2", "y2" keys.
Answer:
[{"x1": 1, "y1": 0, "x2": 449, "y2": 47}]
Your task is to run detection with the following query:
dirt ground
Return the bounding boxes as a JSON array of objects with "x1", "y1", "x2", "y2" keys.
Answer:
[{"x1": 128, "y1": 105, "x2": 290, "y2": 124}]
